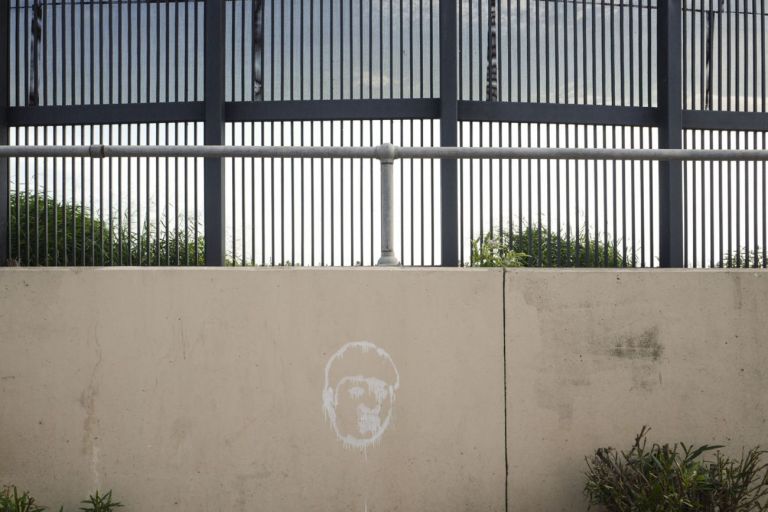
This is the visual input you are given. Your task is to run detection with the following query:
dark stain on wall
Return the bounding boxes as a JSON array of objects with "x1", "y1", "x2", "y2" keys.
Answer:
[{"x1": 610, "y1": 327, "x2": 663, "y2": 361}]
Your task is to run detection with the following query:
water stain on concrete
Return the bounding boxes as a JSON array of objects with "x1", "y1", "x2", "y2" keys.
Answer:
[{"x1": 610, "y1": 327, "x2": 663, "y2": 361}]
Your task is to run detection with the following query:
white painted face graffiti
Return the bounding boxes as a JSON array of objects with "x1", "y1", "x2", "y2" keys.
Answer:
[{"x1": 322, "y1": 342, "x2": 400, "y2": 449}]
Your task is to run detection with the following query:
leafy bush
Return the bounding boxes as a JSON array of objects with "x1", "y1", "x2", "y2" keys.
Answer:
[
  {"x1": 584, "y1": 426, "x2": 768, "y2": 512},
  {"x1": 470, "y1": 225, "x2": 636, "y2": 267},
  {"x1": 470, "y1": 232, "x2": 528, "y2": 267},
  {"x1": 8, "y1": 192, "x2": 205, "y2": 266}
]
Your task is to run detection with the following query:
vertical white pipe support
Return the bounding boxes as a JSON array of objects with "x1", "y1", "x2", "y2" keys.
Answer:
[{"x1": 376, "y1": 144, "x2": 399, "y2": 266}]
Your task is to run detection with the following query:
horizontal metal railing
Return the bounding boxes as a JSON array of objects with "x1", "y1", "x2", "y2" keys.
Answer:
[{"x1": 3, "y1": 144, "x2": 768, "y2": 161}]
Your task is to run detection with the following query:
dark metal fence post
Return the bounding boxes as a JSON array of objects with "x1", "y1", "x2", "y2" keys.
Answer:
[
  {"x1": 440, "y1": 0, "x2": 459, "y2": 266},
  {"x1": 658, "y1": 0, "x2": 684, "y2": 267},
  {"x1": 204, "y1": 0, "x2": 226, "y2": 266},
  {"x1": 0, "y1": 0, "x2": 9, "y2": 266}
]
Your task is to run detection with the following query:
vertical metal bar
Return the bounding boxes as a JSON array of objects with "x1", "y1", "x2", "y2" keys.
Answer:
[
  {"x1": 399, "y1": 120, "x2": 403, "y2": 264},
  {"x1": 250, "y1": 122, "x2": 255, "y2": 265},
  {"x1": 611, "y1": 126, "x2": 617, "y2": 267},
  {"x1": 280, "y1": 120, "x2": 284, "y2": 264},
  {"x1": 44, "y1": 126, "x2": 49, "y2": 264},
  {"x1": 174, "y1": 121, "x2": 179, "y2": 265},
  {"x1": 184, "y1": 122, "x2": 190, "y2": 265},
  {"x1": 370, "y1": 122, "x2": 374, "y2": 264},
  {"x1": 408, "y1": 0, "x2": 414, "y2": 101},
  {"x1": 430, "y1": 121, "x2": 435, "y2": 264},
  {"x1": 763, "y1": 0, "x2": 766, "y2": 116},
  {"x1": 126, "y1": 0, "x2": 131, "y2": 104},
  {"x1": 559, "y1": 125, "x2": 565, "y2": 266},
  {"x1": 751, "y1": 0, "x2": 757, "y2": 112},
  {"x1": 25, "y1": 126, "x2": 30, "y2": 266},
  {"x1": 16, "y1": 0, "x2": 21, "y2": 107},
  {"x1": 154, "y1": 123, "x2": 159, "y2": 263},
  {"x1": 594, "y1": 125, "x2": 599, "y2": 265},
  {"x1": 204, "y1": 0, "x2": 225, "y2": 266},
  {"x1": 0, "y1": 0, "x2": 8, "y2": 265},
  {"x1": 516, "y1": 0, "x2": 521, "y2": 103},
  {"x1": 88, "y1": 126, "x2": 94, "y2": 264},
  {"x1": 319, "y1": 121, "x2": 324, "y2": 265},
  {"x1": 600, "y1": 0, "x2": 605, "y2": 103},
  {"x1": 574, "y1": 0, "x2": 579, "y2": 105},
  {"x1": 163, "y1": 123, "x2": 171, "y2": 266},
  {"x1": 535, "y1": 0, "x2": 540, "y2": 103},
  {"x1": 688, "y1": 0, "x2": 694, "y2": 110},
  {"x1": 727, "y1": 131, "x2": 732, "y2": 266},
  {"x1": 556, "y1": 0, "x2": 561, "y2": 104},
  {"x1": 708, "y1": 128, "x2": 713, "y2": 267},
  {"x1": 154, "y1": 2, "x2": 159, "y2": 102},
  {"x1": 126, "y1": 124, "x2": 132, "y2": 266},
  {"x1": 440, "y1": 0, "x2": 458, "y2": 266},
  {"x1": 658, "y1": 0, "x2": 684, "y2": 267},
  {"x1": 752, "y1": 131, "x2": 758, "y2": 267},
  {"x1": 144, "y1": 122, "x2": 150, "y2": 265},
  {"x1": 537, "y1": 123, "x2": 542, "y2": 265}
]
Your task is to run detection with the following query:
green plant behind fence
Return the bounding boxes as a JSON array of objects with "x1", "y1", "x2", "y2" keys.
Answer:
[
  {"x1": 718, "y1": 248, "x2": 768, "y2": 269},
  {"x1": 8, "y1": 193, "x2": 204, "y2": 266},
  {"x1": 470, "y1": 226, "x2": 636, "y2": 267}
]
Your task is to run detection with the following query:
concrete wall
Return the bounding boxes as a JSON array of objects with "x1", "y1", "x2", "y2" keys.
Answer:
[
  {"x1": 505, "y1": 270, "x2": 768, "y2": 511},
  {"x1": 1, "y1": 268, "x2": 767, "y2": 512},
  {"x1": 0, "y1": 268, "x2": 506, "y2": 512}
]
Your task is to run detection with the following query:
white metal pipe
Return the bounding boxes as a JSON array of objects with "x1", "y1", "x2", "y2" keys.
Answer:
[
  {"x1": 3, "y1": 144, "x2": 768, "y2": 162},
  {"x1": 376, "y1": 150, "x2": 399, "y2": 267}
]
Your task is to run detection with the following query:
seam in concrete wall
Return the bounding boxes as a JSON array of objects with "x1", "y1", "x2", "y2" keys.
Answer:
[{"x1": 502, "y1": 267, "x2": 509, "y2": 512}]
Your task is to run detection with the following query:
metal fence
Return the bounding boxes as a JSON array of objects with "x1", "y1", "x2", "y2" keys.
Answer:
[{"x1": 1, "y1": 0, "x2": 767, "y2": 268}]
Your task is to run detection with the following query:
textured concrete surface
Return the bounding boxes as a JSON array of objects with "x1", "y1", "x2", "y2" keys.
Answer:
[
  {"x1": 505, "y1": 269, "x2": 768, "y2": 512},
  {"x1": 1, "y1": 268, "x2": 767, "y2": 512},
  {"x1": 0, "y1": 268, "x2": 505, "y2": 512}
]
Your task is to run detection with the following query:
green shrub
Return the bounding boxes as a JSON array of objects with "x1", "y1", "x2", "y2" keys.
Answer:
[
  {"x1": 584, "y1": 426, "x2": 768, "y2": 512},
  {"x1": 8, "y1": 192, "x2": 205, "y2": 266},
  {"x1": 0, "y1": 486, "x2": 45, "y2": 512},
  {"x1": 470, "y1": 225, "x2": 636, "y2": 267},
  {"x1": 470, "y1": 232, "x2": 528, "y2": 267}
]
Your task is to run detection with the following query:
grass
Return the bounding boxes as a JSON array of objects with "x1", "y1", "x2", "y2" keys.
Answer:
[{"x1": 718, "y1": 248, "x2": 767, "y2": 269}]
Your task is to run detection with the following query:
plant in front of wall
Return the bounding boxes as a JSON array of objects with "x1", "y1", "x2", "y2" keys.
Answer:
[
  {"x1": 0, "y1": 486, "x2": 46, "y2": 512},
  {"x1": 78, "y1": 491, "x2": 122, "y2": 512},
  {"x1": 584, "y1": 426, "x2": 768, "y2": 511}
]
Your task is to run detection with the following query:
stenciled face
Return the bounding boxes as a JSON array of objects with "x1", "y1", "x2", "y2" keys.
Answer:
[
  {"x1": 333, "y1": 376, "x2": 392, "y2": 442},
  {"x1": 322, "y1": 341, "x2": 400, "y2": 449}
]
